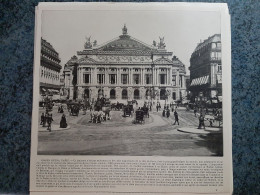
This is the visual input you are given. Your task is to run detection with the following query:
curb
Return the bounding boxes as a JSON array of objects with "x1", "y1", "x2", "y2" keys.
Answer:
[{"x1": 39, "y1": 125, "x2": 71, "y2": 132}]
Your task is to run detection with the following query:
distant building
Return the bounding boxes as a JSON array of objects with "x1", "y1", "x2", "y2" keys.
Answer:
[
  {"x1": 189, "y1": 34, "x2": 222, "y2": 102},
  {"x1": 63, "y1": 25, "x2": 186, "y2": 103},
  {"x1": 40, "y1": 38, "x2": 62, "y2": 100}
]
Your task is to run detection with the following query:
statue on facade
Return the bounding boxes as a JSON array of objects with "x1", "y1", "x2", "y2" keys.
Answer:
[
  {"x1": 153, "y1": 40, "x2": 157, "y2": 47},
  {"x1": 93, "y1": 40, "x2": 97, "y2": 46},
  {"x1": 122, "y1": 24, "x2": 127, "y2": 35},
  {"x1": 158, "y1": 36, "x2": 166, "y2": 49},
  {"x1": 84, "y1": 36, "x2": 92, "y2": 49}
]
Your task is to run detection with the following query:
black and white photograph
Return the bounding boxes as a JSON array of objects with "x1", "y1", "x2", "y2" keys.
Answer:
[{"x1": 37, "y1": 9, "x2": 223, "y2": 156}]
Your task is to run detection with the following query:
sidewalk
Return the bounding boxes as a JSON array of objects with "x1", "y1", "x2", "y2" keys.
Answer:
[
  {"x1": 39, "y1": 124, "x2": 71, "y2": 132},
  {"x1": 177, "y1": 126, "x2": 222, "y2": 134}
]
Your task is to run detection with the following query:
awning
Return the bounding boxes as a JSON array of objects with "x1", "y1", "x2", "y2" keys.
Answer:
[{"x1": 190, "y1": 75, "x2": 209, "y2": 86}]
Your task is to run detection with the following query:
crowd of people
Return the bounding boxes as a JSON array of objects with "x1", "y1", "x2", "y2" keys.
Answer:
[{"x1": 39, "y1": 97, "x2": 222, "y2": 131}]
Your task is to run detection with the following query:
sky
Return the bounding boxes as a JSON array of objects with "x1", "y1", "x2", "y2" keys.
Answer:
[{"x1": 42, "y1": 10, "x2": 220, "y2": 74}]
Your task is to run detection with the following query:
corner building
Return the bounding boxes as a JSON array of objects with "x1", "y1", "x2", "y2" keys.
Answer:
[
  {"x1": 189, "y1": 34, "x2": 222, "y2": 101},
  {"x1": 40, "y1": 38, "x2": 62, "y2": 98},
  {"x1": 63, "y1": 25, "x2": 186, "y2": 103}
]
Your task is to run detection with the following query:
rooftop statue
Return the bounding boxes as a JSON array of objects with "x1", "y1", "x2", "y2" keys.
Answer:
[
  {"x1": 158, "y1": 36, "x2": 166, "y2": 49},
  {"x1": 153, "y1": 40, "x2": 157, "y2": 47},
  {"x1": 84, "y1": 36, "x2": 92, "y2": 49},
  {"x1": 122, "y1": 24, "x2": 128, "y2": 35},
  {"x1": 93, "y1": 40, "x2": 97, "y2": 47}
]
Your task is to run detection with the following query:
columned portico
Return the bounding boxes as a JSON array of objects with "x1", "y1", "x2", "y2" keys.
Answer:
[{"x1": 64, "y1": 25, "x2": 186, "y2": 103}]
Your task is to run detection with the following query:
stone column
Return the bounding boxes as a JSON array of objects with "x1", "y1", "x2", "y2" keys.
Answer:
[
  {"x1": 118, "y1": 68, "x2": 121, "y2": 85},
  {"x1": 142, "y1": 68, "x2": 145, "y2": 86},
  {"x1": 157, "y1": 68, "x2": 160, "y2": 85},
  {"x1": 93, "y1": 67, "x2": 97, "y2": 85},
  {"x1": 182, "y1": 74, "x2": 185, "y2": 89},
  {"x1": 168, "y1": 68, "x2": 171, "y2": 85},
  {"x1": 77, "y1": 67, "x2": 80, "y2": 85},
  {"x1": 176, "y1": 69, "x2": 180, "y2": 87}
]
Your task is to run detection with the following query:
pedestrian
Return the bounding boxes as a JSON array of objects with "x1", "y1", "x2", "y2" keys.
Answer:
[
  {"x1": 82, "y1": 106, "x2": 86, "y2": 115},
  {"x1": 194, "y1": 107, "x2": 197, "y2": 117},
  {"x1": 173, "y1": 111, "x2": 179, "y2": 125},
  {"x1": 166, "y1": 108, "x2": 170, "y2": 118},
  {"x1": 40, "y1": 113, "x2": 45, "y2": 125},
  {"x1": 60, "y1": 114, "x2": 67, "y2": 128},
  {"x1": 162, "y1": 109, "x2": 165, "y2": 117},
  {"x1": 47, "y1": 113, "x2": 53, "y2": 132},
  {"x1": 42, "y1": 113, "x2": 47, "y2": 127},
  {"x1": 156, "y1": 104, "x2": 159, "y2": 112},
  {"x1": 198, "y1": 113, "x2": 205, "y2": 129}
]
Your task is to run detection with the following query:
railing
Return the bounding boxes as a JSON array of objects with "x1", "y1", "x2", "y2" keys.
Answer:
[
  {"x1": 134, "y1": 96, "x2": 140, "y2": 100},
  {"x1": 110, "y1": 95, "x2": 116, "y2": 99},
  {"x1": 122, "y1": 95, "x2": 128, "y2": 99}
]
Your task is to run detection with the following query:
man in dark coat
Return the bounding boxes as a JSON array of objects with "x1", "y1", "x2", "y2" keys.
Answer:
[
  {"x1": 166, "y1": 108, "x2": 170, "y2": 118},
  {"x1": 173, "y1": 111, "x2": 179, "y2": 125},
  {"x1": 198, "y1": 114, "x2": 205, "y2": 129},
  {"x1": 162, "y1": 109, "x2": 165, "y2": 117},
  {"x1": 47, "y1": 113, "x2": 54, "y2": 131}
]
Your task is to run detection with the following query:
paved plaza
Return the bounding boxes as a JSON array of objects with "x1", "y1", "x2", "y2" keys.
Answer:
[{"x1": 38, "y1": 105, "x2": 223, "y2": 156}]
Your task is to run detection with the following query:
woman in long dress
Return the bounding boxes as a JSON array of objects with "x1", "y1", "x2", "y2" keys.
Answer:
[{"x1": 60, "y1": 114, "x2": 67, "y2": 128}]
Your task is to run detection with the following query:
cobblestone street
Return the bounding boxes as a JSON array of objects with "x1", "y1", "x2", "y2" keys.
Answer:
[{"x1": 38, "y1": 106, "x2": 223, "y2": 156}]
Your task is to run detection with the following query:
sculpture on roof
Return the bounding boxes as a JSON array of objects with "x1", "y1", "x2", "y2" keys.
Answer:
[
  {"x1": 84, "y1": 36, "x2": 92, "y2": 49},
  {"x1": 158, "y1": 36, "x2": 166, "y2": 49},
  {"x1": 153, "y1": 40, "x2": 157, "y2": 47},
  {"x1": 122, "y1": 24, "x2": 127, "y2": 35},
  {"x1": 93, "y1": 40, "x2": 97, "y2": 46}
]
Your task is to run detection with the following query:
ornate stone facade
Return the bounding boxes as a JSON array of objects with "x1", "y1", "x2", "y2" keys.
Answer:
[
  {"x1": 63, "y1": 25, "x2": 186, "y2": 103},
  {"x1": 189, "y1": 34, "x2": 222, "y2": 101},
  {"x1": 40, "y1": 38, "x2": 62, "y2": 99}
]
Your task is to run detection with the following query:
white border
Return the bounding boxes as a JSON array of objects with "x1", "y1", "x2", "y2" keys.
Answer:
[{"x1": 30, "y1": 3, "x2": 232, "y2": 194}]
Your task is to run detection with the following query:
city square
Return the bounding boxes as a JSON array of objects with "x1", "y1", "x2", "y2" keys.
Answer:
[{"x1": 38, "y1": 103, "x2": 223, "y2": 156}]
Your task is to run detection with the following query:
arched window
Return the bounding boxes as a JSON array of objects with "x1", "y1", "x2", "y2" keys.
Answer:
[
  {"x1": 145, "y1": 89, "x2": 151, "y2": 100},
  {"x1": 110, "y1": 89, "x2": 116, "y2": 99},
  {"x1": 122, "y1": 89, "x2": 128, "y2": 99},
  {"x1": 98, "y1": 89, "x2": 104, "y2": 98},
  {"x1": 160, "y1": 89, "x2": 166, "y2": 100},
  {"x1": 172, "y1": 92, "x2": 176, "y2": 100},
  {"x1": 134, "y1": 89, "x2": 140, "y2": 99},
  {"x1": 84, "y1": 88, "x2": 90, "y2": 99}
]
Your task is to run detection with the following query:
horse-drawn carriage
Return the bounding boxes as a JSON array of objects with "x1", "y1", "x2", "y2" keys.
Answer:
[
  {"x1": 134, "y1": 110, "x2": 145, "y2": 124},
  {"x1": 111, "y1": 102, "x2": 124, "y2": 110},
  {"x1": 67, "y1": 102, "x2": 80, "y2": 116},
  {"x1": 204, "y1": 109, "x2": 223, "y2": 127},
  {"x1": 123, "y1": 105, "x2": 133, "y2": 117},
  {"x1": 123, "y1": 101, "x2": 134, "y2": 117},
  {"x1": 141, "y1": 107, "x2": 149, "y2": 118}
]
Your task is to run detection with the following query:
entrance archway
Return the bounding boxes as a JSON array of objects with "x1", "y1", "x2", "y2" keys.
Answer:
[
  {"x1": 160, "y1": 89, "x2": 166, "y2": 100},
  {"x1": 122, "y1": 89, "x2": 128, "y2": 99},
  {"x1": 134, "y1": 89, "x2": 140, "y2": 99},
  {"x1": 84, "y1": 88, "x2": 90, "y2": 99},
  {"x1": 146, "y1": 89, "x2": 151, "y2": 99},
  {"x1": 110, "y1": 89, "x2": 116, "y2": 99},
  {"x1": 98, "y1": 89, "x2": 104, "y2": 98}
]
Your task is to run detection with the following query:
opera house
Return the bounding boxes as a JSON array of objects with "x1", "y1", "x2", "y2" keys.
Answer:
[{"x1": 63, "y1": 25, "x2": 187, "y2": 103}]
